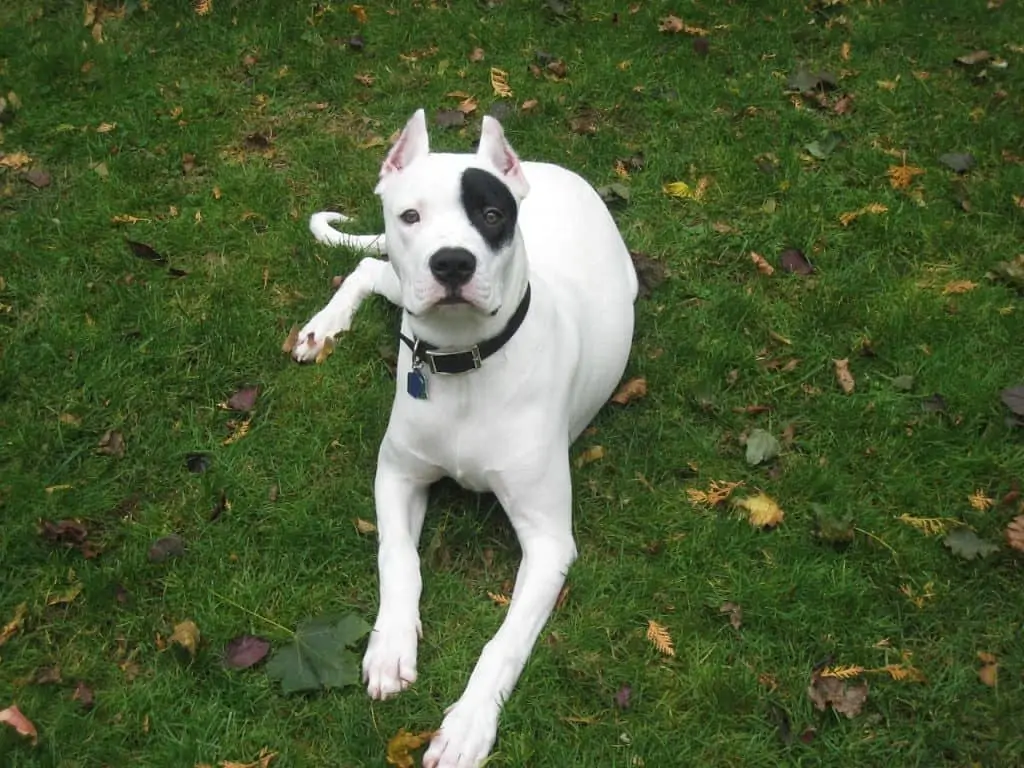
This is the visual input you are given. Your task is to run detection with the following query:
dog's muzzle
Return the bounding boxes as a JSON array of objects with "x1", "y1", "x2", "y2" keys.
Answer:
[{"x1": 429, "y1": 247, "x2": 476, "y2": 290}]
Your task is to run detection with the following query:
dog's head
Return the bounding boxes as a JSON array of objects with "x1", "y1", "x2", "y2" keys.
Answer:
[{"x1": 373, "y1": 109, "x2": 530, "y2": 319}]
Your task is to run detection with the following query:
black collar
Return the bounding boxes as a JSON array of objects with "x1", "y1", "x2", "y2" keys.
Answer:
[{"x1": 399, "y1": 284, "x2": 532, "y2": 375}]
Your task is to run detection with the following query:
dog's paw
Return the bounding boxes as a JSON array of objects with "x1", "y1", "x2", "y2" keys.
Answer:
[
  {"x1": 422, "y1": 699, "x2": 499, "y2": 768},
  {"x1": 362, "y1": 621, "x2": 420, "y2": 700},
  {"x1": 290, "y1": 326, "x2": 336, "y2": 363}
]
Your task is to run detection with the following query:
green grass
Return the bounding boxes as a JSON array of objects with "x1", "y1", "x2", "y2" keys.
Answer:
[{"x1": 2, "y1": 0, "x2": 1024, "y2": 765}]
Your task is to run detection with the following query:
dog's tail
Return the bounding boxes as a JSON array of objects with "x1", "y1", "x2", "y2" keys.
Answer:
[{"x1": 309, "y1": 212, "x2": 387, "y2": 256}]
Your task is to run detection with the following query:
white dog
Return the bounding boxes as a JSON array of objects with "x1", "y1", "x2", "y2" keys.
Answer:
[{"x1": 292, "y1": 109, "x2": 637, "y2": 767}]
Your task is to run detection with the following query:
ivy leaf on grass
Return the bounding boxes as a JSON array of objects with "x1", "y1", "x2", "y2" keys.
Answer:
[
  {"x1": 266, "y1": 614, "x2": 370, "y2": 694},
  {"x1": 224, "y1": 635, "x2": 271, "y2": 669},
  {"x1": 745, "y1": 428, "x2": 780, "y2": 466},
  {"x1": 804, "y1": 131, "x2": 843, "y2": 160},
  {"x1": 943, "y1": 529, "x2": 999, "y2": 560}
]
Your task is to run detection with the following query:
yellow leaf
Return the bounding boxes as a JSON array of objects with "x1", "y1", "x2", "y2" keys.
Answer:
[
  {"x1": 575, "y1": 445, "x2": 605, "y2": 468},
  {"x1": 91, "y1": 22, "x2": 104, "y2": 43},
  {"x1": 686, "y1": 480, "x2": 743, "y2": 508},
  {"x1": 841, "y1": 41, "x2": 852, "y2": 61},
  {"x1": 942, "y1": 280, "x2": 978, "y2": 295},
  {"x1": 170, "y1": 619, "x2": 200, "y2": 657},
  {"x1": 111, "y1": 214, "x2": 147, "y2": 224},
  {"x1": 750, "y1": 251, "x2": 774, "y2": 275},
  {"x1": 349, "y1": 4, "x2": 367, "y2": 23},
  {"x1": 46, "y1": 583, "x2": 83, "y2": 607},
  {"x1": 222, "y1": 417, "x2": 251, "y2": 446},
  {"x1": 610, "y1": 377, "x2": 647, "y2": 405},
  {"x1": 977, "y1": 652, "x2": 998, "y2": 687},
  {"x1": 887, "y1": 164, "x2": 925, "y2": 190},
  {"x1": 874, "y1": 663, "x2": 926, "y2": 682},
  {"x1": 833, "y1": 358, "x2": 855, "y2": 394},
  {"x1": 354, "y1": 518, "x2": 376, "y2": 535},
  {"x1": 0, "y1": 602, "x2": 28, "y2": 648},
  {"x1": 897, "y1": 514, "x2": 964, "y2": 536},
  {"x1": 839, "y1": 203, "x2": 888, "y2": 226},
  {"x1": 0, "y1": 152, "x2": 31, "y2": 170},
  {"x1": 193, "y1": 0, "x2": 212, "y2": 16},
  {"x1": 96, "y1": 121, "x2": 117, "y2": 133},
  {"x1": 819, "y1": 665, "x2": 866, "y2": 680},
  {"x1": 646, "y1": 619, "x2": 675, "y2": 656},
  {"x1": 733, "y1": 493, "x2": 785, "y2": 528},
  {"x1": 968, "y1": 490, "x2": 993, "y2": 511},
  {"x1": 663, "y1": 177, "x2": 710, "y2": 202},
  {"x1": 487, "y1": 591, "x2": 510, "y2": 607},
  {"x1": 386, "y1": 729, "x2": 433, "y2": 768},
  {"x1": 877, "y1": 76, "x2": 900, "y2": 91},
  {"x1": 220, "y1": 747, "x2": 277, "y2": 768},
  {"x1": 490, "y1": 67, "x2": 512, "y2": 98},
  {"x1": 658, "y1": 15, "x2": 709, "y2": 35}
]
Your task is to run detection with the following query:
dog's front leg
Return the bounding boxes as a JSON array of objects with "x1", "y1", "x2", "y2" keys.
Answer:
[
  {"x1": 292, "y1": 256, "x2": 402, "y2": 363},
  {"x1": 363, "y1": 438, "x2": 435, "y2": 699},
  {"x1": 423, "y1": 459, "x2": 577, "y2": 768}
]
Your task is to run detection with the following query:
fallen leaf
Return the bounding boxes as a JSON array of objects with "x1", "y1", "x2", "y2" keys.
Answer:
[
  {"x1": 71, "y1": 681, "x2": 95, "y2": 709},
  {"x1": 663, "y1": 178, "x2": 710, "y2": 202},
  {"x1": 750, "y1": 251, "x2": 774, "y2": 275},
  {"x1": 222, "y1": 417, "x2": 251, "y2": 446},
  {"x1": 813, "y1": 505, "x2": 855, "y2": 546},
  {"x1": 314, "y1": 336, "x2": 335, "y2": 365},
  {"x1": 23, "y1": 169, "x2": 51, "y2": 188},
  {"x1": 804, "y1": 131, "x2": 843, "y2": 160},
  {"x1": 596, "y1": 183, "x2": 631, "y2": 205},
  {"x1": 687, "y1": 480, "x2": 744, "y2": 508},
  {"x1": 819, "y1": 665, "x2": 867, "y2": 680},
  {"x1": 943, "y1": 529, "x2": 1000, "y2": 560},
  {"x1": 888, "y1": 164, "x2": 925, "y2": 190},
  {"x1": 487, "y1": 591, "x2": 510, "y2": 607},
  {"x1": 349, "y1": 4, "x2": 367, "y2": 23},
  {"x1": 354, "y1": 72, "x2": 375, "y2": 87},
  {"x1": 611, "y1": 377, "x2": 648, "y2": 405},
  {"x1": 170, "y1": 619, "x2": 200, "y2": 657},
  {"x1": 1000, "y1": 385, "x2": 1024, "y2": 416},
  {"x1": 646, "y1": 619, "x2": 675, "y2": 657},
  {"x1": 46, "y1": 583, "x2": 83, "y2": 607},
  {"x1": 613, "y1": 684, "x2": 632, "y2": 710},
  {"x1": 223, "y1": 635, "x2": 271, "y2": 669},
  {"x1": 786, "y1": 67, "x2": 838, "y2": 93},
  {"x1": 630, "y1": 251, "x2": 668, "y2": 298},
  {"x1": 0, "y1": 603, "x2": 27, "y2": 648},
  {"x1": 575, "y1": 445, "x2": 605, "y2": 468},
  {"x1": 39, "y1": 520, "x2": 100, "y2": 558},
  {"x1": 745, "y1": 428, "x2": 781, "y2": 466},
  {"x1": 97, "y1": 429, "x2": 125, "y2": 457},
  {"x1": 193, "y1": 0, "x2": 212, "y2": 15},
  {"x1": 0, "y1": 704, "x2": 38, "y2": 745},
  {"x1": 354, "y1": 518, "x2": 376, "y2": 535},
  {"x1": 977, "y1": 651, "x2": 998, "y2": 687},
  {"x1": 386, "y1": 729, "x2": 433, "y2": 768},
  {"x1": 939, "y1": 152, "x2": 975, "y2": 173},
  {"x1": 955, "y1": 50, "x2": 991, "y2": 66},
  {"x1": 223, "y1": 386, "x2": 259, "y2": 413},
  {"x1": 780, "y1": 248, "x2": 814, "y2": 275},
  {"x1": 734, "y1": 493, "x2": 785, "y2": 528},
  {"x1": 968, "y1": 490, "x2": 994, "y2": 511},
  {"x1": 942, "y1": 280, "x2": 978, "y2": 295},
  {"x1": 658, "y1": 15, "x2": 709, "y2": 35},
  {"x1": 833, "y1": 358, "x2": 855, "y2": 394},
  {"x1": 521, "y1": 98, "x2": 539, "y2": 111},
  {"x1": 807, "y1": 672, "x2": 868, "y2": 718},
  {"x1": 719, "y1": 602, "x2": 742, "y2": 630},
  {"x1": 266, "y1": 614, "x2": 370, "y2": 693},
  {"x1": 490, "y1": 67, "x2": 512, "y2": 98},
  {"x1": 1005, "y1": 515, "x2": 1024, "y2": 552},
  {"x1": 876, "y1": 78, "x2": 899, "y2": 91},
  {"x1": 841, "y1": 41, "x2": 851, "y2": 60},
  {"x1": 126, "y1": 240, "x2": 167, "y2": 266},
  {"x1": 435, "y1": 109, "x2": 466, "y2": 129},
  {"x1": 221, "y1": 747, "x2": 277, "y2": 768},
  {"x1": 838, "y1": 203, "x2": 888, "y2": 226},
  {"x1": 0, "y1": 151, "x2": 32, "y2": 170},
  {"x1": 281, "y1": 325, "x2": 300, "y2": 354},
  {"x1": 148, "y1": 534, "x2": 186, "y2": 563},
  {"x1": 469, "y1": 47, "x2": 484, "y2": 63}
]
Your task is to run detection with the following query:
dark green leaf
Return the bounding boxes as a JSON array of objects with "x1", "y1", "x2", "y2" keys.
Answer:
[
  {"x1": 266, "y1": 614, "x2": 370, "y2": 694},
  {"x1": 786, "y1": 68, "x2": 837, "y2": 93},
  {"x1": 805, "y1": 131, "x2": 843, "y2": 160},
  {"x1": 938, "y1": 152, "x2": 975, "y2": 173},
  {"x1": 812, "y1": 504, "x2": 855, "y2": 546},
  {"x1": 597, "y1": 183, "x2": 631, "y2": 205},
  {"x1": 943, "y1": 529, "x2": 999, "y2": 560},
  {"x1": 127, "y1": 240, "x2": 167, "y2": 266},
  {"x1": 745, "y1": 428, "x2": 781, "y2": 466}
]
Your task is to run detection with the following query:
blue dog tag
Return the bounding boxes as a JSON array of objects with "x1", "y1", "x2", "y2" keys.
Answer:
[{"x1": 407, "y1": 369, "x2": 427, "y2": 400}]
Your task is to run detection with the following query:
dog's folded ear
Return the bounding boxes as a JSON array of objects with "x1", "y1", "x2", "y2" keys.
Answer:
[
  {"x1": 376, "y1": 109, "x2": 430, "y2": 193},
  {"x1": 477, "y1": 116, "x2": 530, "y2": 199}
]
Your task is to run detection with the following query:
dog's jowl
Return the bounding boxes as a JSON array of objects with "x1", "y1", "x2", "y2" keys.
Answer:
[{"x1": 294, "y1": 109, "x2": 637, "y2": 768}]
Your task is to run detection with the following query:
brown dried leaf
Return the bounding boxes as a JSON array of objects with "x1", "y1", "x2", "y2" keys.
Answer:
[
  {"x1": 968, "y1": 490, "x2": 993, "y2": 511},
  {"x1": 687, "y1": 480, "x2": 744, "y2": 508},
  {"x1": 978, "y1": 652, "x2": 998, "y2": 687},
  {"x1": 658, "y1": 15, "x2": 709, "y2": 35},
  {"x1": 646, "y1": 619, "x2": 675, "y2": 656},
  {"x1": 834, "y1": 358, "x2": 855, "y2": 394},
  {"x1": 223, "y1": 386, "x2": 259, "y2": 413},
  {"x1": 839, "y1": 203, "x2": 888, "y2": 226},
  {"x1": 71, "y1": 681, "x2": 95, "y2": 709},
  {"x1": 490, "y1": 68, "x2": 512, "y2": 98},
  {"x1": 314, "y1": 336, "x2": 335, "y2": 365},
  {"x1": 733, "y1": 493, "x2": 785, "y2": 528},
  {"x1": 0, "y1": 603, "x2": 27, "y2": 648},
  {"x1": 0, "y1": 704, "x2": 38, "y2": 745},
  {"x1": 942, "y1": 280, "x2": 977, "y2": 295},
  {"x1": 719, "y1": 602, "x2": 742, "y2": 630},
  {"x1": 808, "y1": 673, "x2": 868, "y2": 718},
  {"x1": 222, "y1": 417, "x2": 251, "y2": 446},
  {"x1": 487, "y1": 591, "x2": 510, "y2": 608},
  {"x1": 887, "y1": 164, "x2": 925, "y2": 190},
  {"x1": 354, "y1": 518, "x2": 377, "y2": 535},
  {"x1": 221, "y1": 747, "x2": 277, "y2": 768},
  {"x1": 281, "y1": 324, "x2": 300, "y2": 354},
  {"x1": 611, "y1": 377, "x2": 648, "y2": 405},
  {"x1": 469, "y1": 47, "x2": 484, "y2": 63},
  {"x1": 575, "y1": 445, "x2": 605, "y2": 468}
]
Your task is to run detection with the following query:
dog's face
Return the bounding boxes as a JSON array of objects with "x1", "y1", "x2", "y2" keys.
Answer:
[{"x1": 374, "y1": 110, "x2": 530, "y2": 318}]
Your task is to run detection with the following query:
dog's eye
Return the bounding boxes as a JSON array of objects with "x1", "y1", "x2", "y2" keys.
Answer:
[
  {"x1": 483, "y1": 208, "x2": 503, "y2": 226},
  {"x1": 400, "y1": 209, "x2": 420, "y2": 224}
]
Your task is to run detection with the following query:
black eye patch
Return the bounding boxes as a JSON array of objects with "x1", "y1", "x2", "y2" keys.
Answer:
[{"x1": 460, "y1": 168, "x2": 518, "y2": 250}]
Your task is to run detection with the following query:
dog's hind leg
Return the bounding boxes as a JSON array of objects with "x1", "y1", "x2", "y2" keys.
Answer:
[{"x1": 291, "y1": 255, "x2": 402, "y2": 363}]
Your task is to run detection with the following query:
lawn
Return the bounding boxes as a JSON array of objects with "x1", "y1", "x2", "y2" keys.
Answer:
[{"x1": 2, "y1": 0, "x2": 1023, "y2": 766}]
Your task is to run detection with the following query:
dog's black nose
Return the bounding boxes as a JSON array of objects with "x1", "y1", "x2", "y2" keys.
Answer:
[{"x1": 429, "y1": 247, "x2": 477, "y2": 288}]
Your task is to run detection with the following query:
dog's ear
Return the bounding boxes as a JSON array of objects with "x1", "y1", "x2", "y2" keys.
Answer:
[
  {"x1": 477, "y1": 116, "x2": 530, "y2": 199},
  {"x1": 375, "y1": 109, "x2": 430, "y2": 193}
]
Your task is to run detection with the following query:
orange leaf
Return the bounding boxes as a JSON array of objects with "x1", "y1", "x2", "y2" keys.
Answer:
[
  {"x1": 349, "y1": 4, "x2": 367, "y2": 23},
  {"x1": 646, "y1": 620, "x2": 675, "y2": 656},
  {"x1": 0, "y1": 704, "x2": 38, "y2": 745},
  {"x1": 968, "y1": 490, "x2": 993, "y2": 511},
  {"x1": 942, "y1": 280, "x2": 977, "y2": 295},
  {"x1": 750, "y1": 251, "x2": 774, "y2": 275},
  {"x1": 386, "y1": 729, "x2": 434, "y2": 768},
  {"x1": 611, "y1": 377, "x2": 648, "y2": 405},
  {"x1": 977, "y1": 652, "x2": 998, "y2": 687},
  {"x1": 487, "y1": 591, "x2": 510, "y2": 607},
  {"x1": 887, "y1": 164, "x2": 925, "y2": 190},
  {"x1": 0, "y1": 603, "x2": 27, "y2": 648},
  {"x1": 575, "y1": 445, "x2": 605, "y2": 468},
  {"x1": 658, "y1": 15, "x2": 708, "y2": 35},
  {"x1": 686, "y1": 480, "x2": 743, "y2": 508}
]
